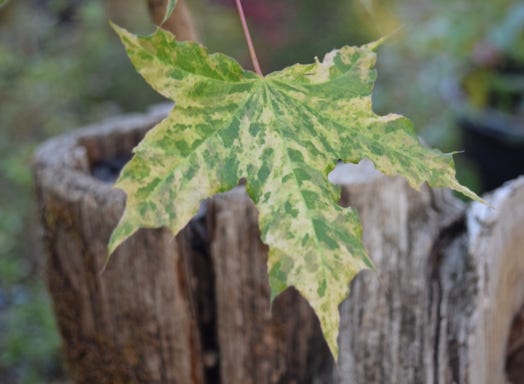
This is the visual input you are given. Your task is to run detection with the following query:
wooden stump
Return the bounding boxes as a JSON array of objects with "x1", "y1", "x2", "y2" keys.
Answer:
[
  {"x1": 33, "y1": 106, "x2": 524, "y2": 383},
  {"x1": 33, "y1": 105, "x2": 332, "y2": 384},
  {"x1": 338, "y1": 176, "x2": 524, "y2": 384}
]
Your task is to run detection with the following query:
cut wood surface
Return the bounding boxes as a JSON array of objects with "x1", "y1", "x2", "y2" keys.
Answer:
[{"x1": 33, "y1": 106, "x2": 524, "y2": 383}]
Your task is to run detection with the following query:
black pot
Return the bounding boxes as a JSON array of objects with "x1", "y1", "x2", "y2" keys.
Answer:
[{"x1": 460, "y1": 111, "x2": 524, "y2": 192}]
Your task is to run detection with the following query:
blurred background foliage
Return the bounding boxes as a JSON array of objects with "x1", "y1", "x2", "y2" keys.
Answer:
[
  {"x1": 0, "y1": 1, "x2": 161, "y2": 382},
  {"x1": 0, "y1": 0, "x2": 521, "y2": 382},
  {"x1": 369, "y1": 0, "x2": 524, "y2": 190},
  {"x1": 370, "y1": 0, "x2": 524, "y2": 146}
]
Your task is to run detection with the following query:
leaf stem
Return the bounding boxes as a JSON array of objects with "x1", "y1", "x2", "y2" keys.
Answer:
[{"x1": 234, "y1": 0, "x2": 263, "y2": 76}]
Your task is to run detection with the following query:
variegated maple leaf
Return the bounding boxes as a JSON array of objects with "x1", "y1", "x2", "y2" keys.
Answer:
[{"x1": 109, "y1": 25, "x2": 481, "y2": 357}]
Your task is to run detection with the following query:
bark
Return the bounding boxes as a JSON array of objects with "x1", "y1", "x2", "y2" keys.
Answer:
[
  {"x1": 208, "y1": 190, "x2": 334, "y2": 384},
  {"x1": 33, "y1": 105, "x2": 524, "y2": 383},
  {"x1": 338, "y1": 176, "x2": 524, "y2": 384},
  {"x1": 337, "y1": 178, "x2": 466, "y2": 383},
  {"x1": 465, "y1": 178, "x2": 524, "y2": 384},
  {"x1": 33, "y1": 104, "x2": 205, "y2": 384},
  {"x1": 33, "y1": 105, "x2": 332, "y2": 384}
]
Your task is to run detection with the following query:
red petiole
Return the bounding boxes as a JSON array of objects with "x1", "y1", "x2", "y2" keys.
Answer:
[{"x1": 234, "y1": 0, "x2": 263, "y2": 76}]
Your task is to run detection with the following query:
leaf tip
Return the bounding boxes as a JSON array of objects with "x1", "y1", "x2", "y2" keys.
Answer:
[
  {"x1": 108, "y1": 20, "x2": 123, "y2": 34},
  {"x1": 161, "y1": 0, "x2": 179, "y2": 25},
  {"x1": 365, "y1": 25, "x2": 405, "y2": 51},
  {"x1": 109, "y1": 20, "x2": 135, "y2": 43},
  {"x1": 448, "y1": 154, "x2": 488, "y2": 206},
  {"x1": 108, "y1": 215, "x2": 138, "y2": 258}
]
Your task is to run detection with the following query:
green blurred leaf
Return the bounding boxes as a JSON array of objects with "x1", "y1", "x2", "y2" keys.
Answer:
[
  {"x1": 358, "y1": 0, "x2": 374, "y2": 15},
  {"x1": 162, "y1": 0, "x2": 178, "y2": 24},
  {"x1": 110, "y1": 24, "x2": 482, "y2": 358}
]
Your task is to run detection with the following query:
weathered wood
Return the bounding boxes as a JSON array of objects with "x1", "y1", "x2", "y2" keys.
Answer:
[
  {"x1": 465, "y1": 177, "x2": 524, "y2": 384},
  {"x1": 208, "y1": 189, "x2": 334, "y2": 384},
  {"x1": 337, "y1": 176, "x2": 524, "y2": 384},
  {"x1": 337, "y1": 178, "x2": 465, "y2": 383},
  {"x1": 207, "y1": 189, "x2": 276, "y2": 383},
  {"x1": 34, "y1": 105, "x2": 524, "y2": 383},
  {"x1": 34, "y1": 105, "x2": 206, "y2": 384},
  {"x1": 33, "y1": 106, "x2": 332, "y2": 384},
  {"x1": 507, "y1": 305, "x2": 524, "y2": 383}
]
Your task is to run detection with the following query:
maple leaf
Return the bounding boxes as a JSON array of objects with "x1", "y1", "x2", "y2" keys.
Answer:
[
  {"x1": 109, "y1": 25, "x2": 481, "y2": 357},
  {"x1": 162, "y1": 0, "x2": 178, "y2": 24}
]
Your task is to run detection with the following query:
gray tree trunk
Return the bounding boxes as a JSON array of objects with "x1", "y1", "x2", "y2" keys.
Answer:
[{"x1": 33, "y1": 106, "x2": 524, "y2": 383}]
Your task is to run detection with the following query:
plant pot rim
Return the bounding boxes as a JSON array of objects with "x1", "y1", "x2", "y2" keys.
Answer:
[
  {"x1": 459, "y1": 109, "x2": 524, "y2": 143},
  {"x1": 32, "y1": 103, "x2": 171, "y2": 202}
]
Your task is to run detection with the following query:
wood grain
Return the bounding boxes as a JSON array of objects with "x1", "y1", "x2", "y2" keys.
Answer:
[{"x1": 33, "y1": 105, "x2": 524, "y2": 383}]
